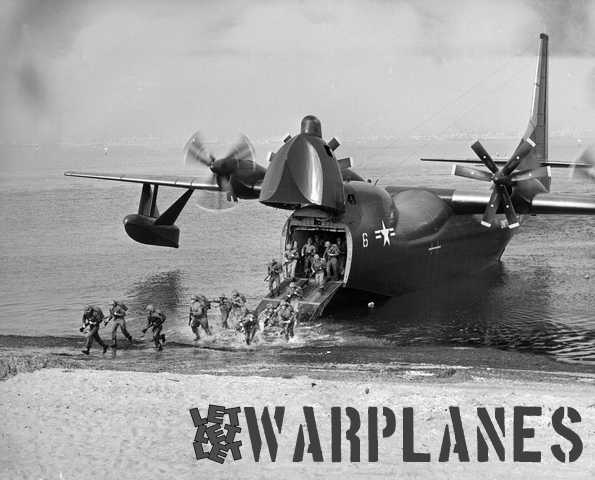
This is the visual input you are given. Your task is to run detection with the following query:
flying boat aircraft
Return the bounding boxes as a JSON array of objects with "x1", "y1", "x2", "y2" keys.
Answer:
[{"x1": 66, "y1": 33, "x2": 595, "y2": 317}]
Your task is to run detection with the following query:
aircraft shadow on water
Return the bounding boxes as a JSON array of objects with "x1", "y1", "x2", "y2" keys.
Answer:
[{"x1": 66, "y1": 33, "x2": 595, "y2": 320}]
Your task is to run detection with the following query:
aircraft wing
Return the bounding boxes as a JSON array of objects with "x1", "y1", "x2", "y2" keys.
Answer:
[
  {"x1": 64, "y1": 171, "x2": 222, "y2": 190},
  {"x1": 420, "y1": 158, "x2": 591, "y2": 168},
  {"x1": 437, "y1": 189, "x2": 595, "y2": 215},
  {"x1": 386, "y1": 186, "x2": 595, "y2": 215}
]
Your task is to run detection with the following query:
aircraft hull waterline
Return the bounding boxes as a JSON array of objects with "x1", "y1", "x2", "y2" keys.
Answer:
[
  {"x1": 344, "y1": 214, "x2": 513, "y2": 297},
  {"x1": 287, "y1": 181, "x2": 514, "y2": 298}
]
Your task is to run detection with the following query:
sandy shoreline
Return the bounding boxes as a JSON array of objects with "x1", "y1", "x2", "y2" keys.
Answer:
[{"x1": 1, "y1": 362, "x2": 595, "y2": 479}]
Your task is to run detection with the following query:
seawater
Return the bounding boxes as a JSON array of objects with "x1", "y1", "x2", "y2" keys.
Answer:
[{"x1": 0, "y1": 139, "x2": 593, "y2": 364}]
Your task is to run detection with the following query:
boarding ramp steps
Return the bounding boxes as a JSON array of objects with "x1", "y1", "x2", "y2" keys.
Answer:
[{"x1": 255, "y1": 277, "x2": 344, "y2": 320}]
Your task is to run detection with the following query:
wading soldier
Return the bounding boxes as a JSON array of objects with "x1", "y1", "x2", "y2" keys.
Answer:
[
  {"x1": 142, "y1": 304, "x2": 166, "y2": 351},
  {"x1": 218, "y1": 294, "x2": 232, "y2": 329},
  {"x1": 106, "y1": 299, "x2": 132, "y2": 348},
  {"x1": 80, "y1": 305, "x2": 109, "y2": 355},
  {"x1": 229, "y1": 290, "x2": 247, "y2": 329},
  {"x1": 241, "y1": 310, "x2": 259, "y2": 345},
  {"x1": 286, "y1": 281, "x2": 303, "y2": 313},
  {"x1": 257, "y1": 304, "x2": 276, "y2": 332},
  {"x1": 277, "y1": 300, "x2": 296, "y2": 341},
  {"x1": 189, "y1": 294, "x2": 211, "y2": 341}
]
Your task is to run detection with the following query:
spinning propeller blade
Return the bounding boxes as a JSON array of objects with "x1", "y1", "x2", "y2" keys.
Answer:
[
  {"x1": 183, "y1": 131, "x2": 256, "y2": 210},
  {"x1": 571, "y1": 146, "x2": 595, "y2": 182}
]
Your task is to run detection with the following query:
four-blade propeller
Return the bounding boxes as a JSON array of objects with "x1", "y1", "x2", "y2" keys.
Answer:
[
  {"x1": 452, "y1": 138, "x2": 543, "y2": 228},
  {"x1": 184, "y1": 132, "x2": 256, "y2": 211}
]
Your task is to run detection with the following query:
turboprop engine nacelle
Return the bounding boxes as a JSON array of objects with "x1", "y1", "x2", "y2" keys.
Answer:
[
  {"x1": 123, "y1": 214, "x2": 181, "y2": 248},
  {"x1": 259, "y1": 115, "x2": 346, "y2": 213}
]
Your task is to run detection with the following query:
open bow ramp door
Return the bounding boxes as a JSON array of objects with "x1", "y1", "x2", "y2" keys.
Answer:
[{"x1": 256, "y1": 207, "x2": 351, "y2": 320}]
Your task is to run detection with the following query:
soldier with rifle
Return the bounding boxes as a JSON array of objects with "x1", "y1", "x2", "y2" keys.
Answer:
[
  {"x1": 142, "y1": 304, "x2": 166, "y2": 351},
  {"x1": 80, "y1": 305, "x2": 109, "y2": 355}
]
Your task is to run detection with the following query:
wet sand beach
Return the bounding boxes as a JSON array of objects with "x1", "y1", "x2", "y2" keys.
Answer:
[{"x1": 1, "y1": 362, "x2": 594, "y2": 479}]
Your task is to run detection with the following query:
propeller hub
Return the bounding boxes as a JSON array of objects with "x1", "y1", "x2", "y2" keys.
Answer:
[
  {"x1": 493, "y1": 171, "x2": 510, "y2": 185},
  {"x1": 451, "y1": 139, "x2": 536, "y2": 229}
]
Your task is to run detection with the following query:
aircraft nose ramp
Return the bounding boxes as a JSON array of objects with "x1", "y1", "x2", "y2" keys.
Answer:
[{"x1": 255, "y1": 278, "x2": 344, "y2": 320}]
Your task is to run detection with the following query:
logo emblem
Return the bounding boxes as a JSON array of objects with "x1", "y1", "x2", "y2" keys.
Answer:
[{"x1": 190, "y1": 404, "x2": 243, "y2": 463}]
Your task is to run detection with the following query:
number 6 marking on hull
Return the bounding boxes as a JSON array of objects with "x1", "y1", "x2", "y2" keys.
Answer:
[{"x1": 362, "y1": 232, "x2": 368, "y2": 248}]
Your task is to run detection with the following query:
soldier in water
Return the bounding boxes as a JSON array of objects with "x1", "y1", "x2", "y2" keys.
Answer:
[
  {"x1": 229, "y1": 290, "x2": 247, "y2": 329},
  {"x1": 218, "y1": 294, "x2": 232, "y2": 329},
  {"x1": 142, "y1": 304, "x2": 166, "y2": 351},
  {"x1": 286, "y1": 281, "x2": 303, "y2": 314},
  {"x1": 257, "y1": 304, "x2": 276, "y2": 333},
  {"x1": 80, "y1": 305, "x2": 109, "y2": 355},
  {"x1": 240, "y1": 310, "x2": 259, "y2": 345},
  {"x1": 189, "y1": 294, "x2": 211, "y2": 341},
  {"x1": 105, "y1": 299, "x2": 133, "y2": 349},
  {"x1": 276, "y1": 300, "x2": 296, "y2": 341}
]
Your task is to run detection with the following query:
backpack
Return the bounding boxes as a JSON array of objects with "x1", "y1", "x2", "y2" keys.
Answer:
[{"x1": 190, "y1": 301, "x2": 205, "y2": 317}]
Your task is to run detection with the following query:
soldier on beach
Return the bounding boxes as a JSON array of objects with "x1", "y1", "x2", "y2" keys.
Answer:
[
  {"x1": 189, "y1": 294, "x2": 211, "y2": 341},
  {"x1": 80, "y1": 305, "x2": 109, "y2": 355},
  {"x1": 142, "y1": 304, "x2": 166, "y2": 351},
  {"x1": 105, "y1": 300, "x2": 133, "y2": 348}
]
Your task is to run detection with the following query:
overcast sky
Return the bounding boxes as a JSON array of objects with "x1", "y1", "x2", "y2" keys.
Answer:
[{"x1": 0, "y1": 0, "x2": 594, "y2": 144}]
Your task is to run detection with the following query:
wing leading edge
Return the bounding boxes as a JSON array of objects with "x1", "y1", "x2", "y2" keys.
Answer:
[
  {"x1": 386, "y1": 186, "x2": 595, "y2": 216},
  {"x1": 441, "y1": 189, "x2": 595, "y2": 215},
  {"x1": 420, "y1": 158, "x2": 592, "y2": 169},
  {"x1": 64, "y1": 171, "x2": 223, "y2": 190}
]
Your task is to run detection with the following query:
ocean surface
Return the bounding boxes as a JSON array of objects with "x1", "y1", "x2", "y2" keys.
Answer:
[{"x1": 1, "y1": 138, "x2": 594, "y2": 365}]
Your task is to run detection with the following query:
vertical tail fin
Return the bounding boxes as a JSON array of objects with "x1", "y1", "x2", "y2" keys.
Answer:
[{"x1": 514, "y1": 33, "x2": 551, "y2": 200}]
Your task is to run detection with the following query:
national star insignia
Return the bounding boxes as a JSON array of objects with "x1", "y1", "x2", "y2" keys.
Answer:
[{"x1": 374, "y1": 220, "x2": 396, "y2": 246}]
